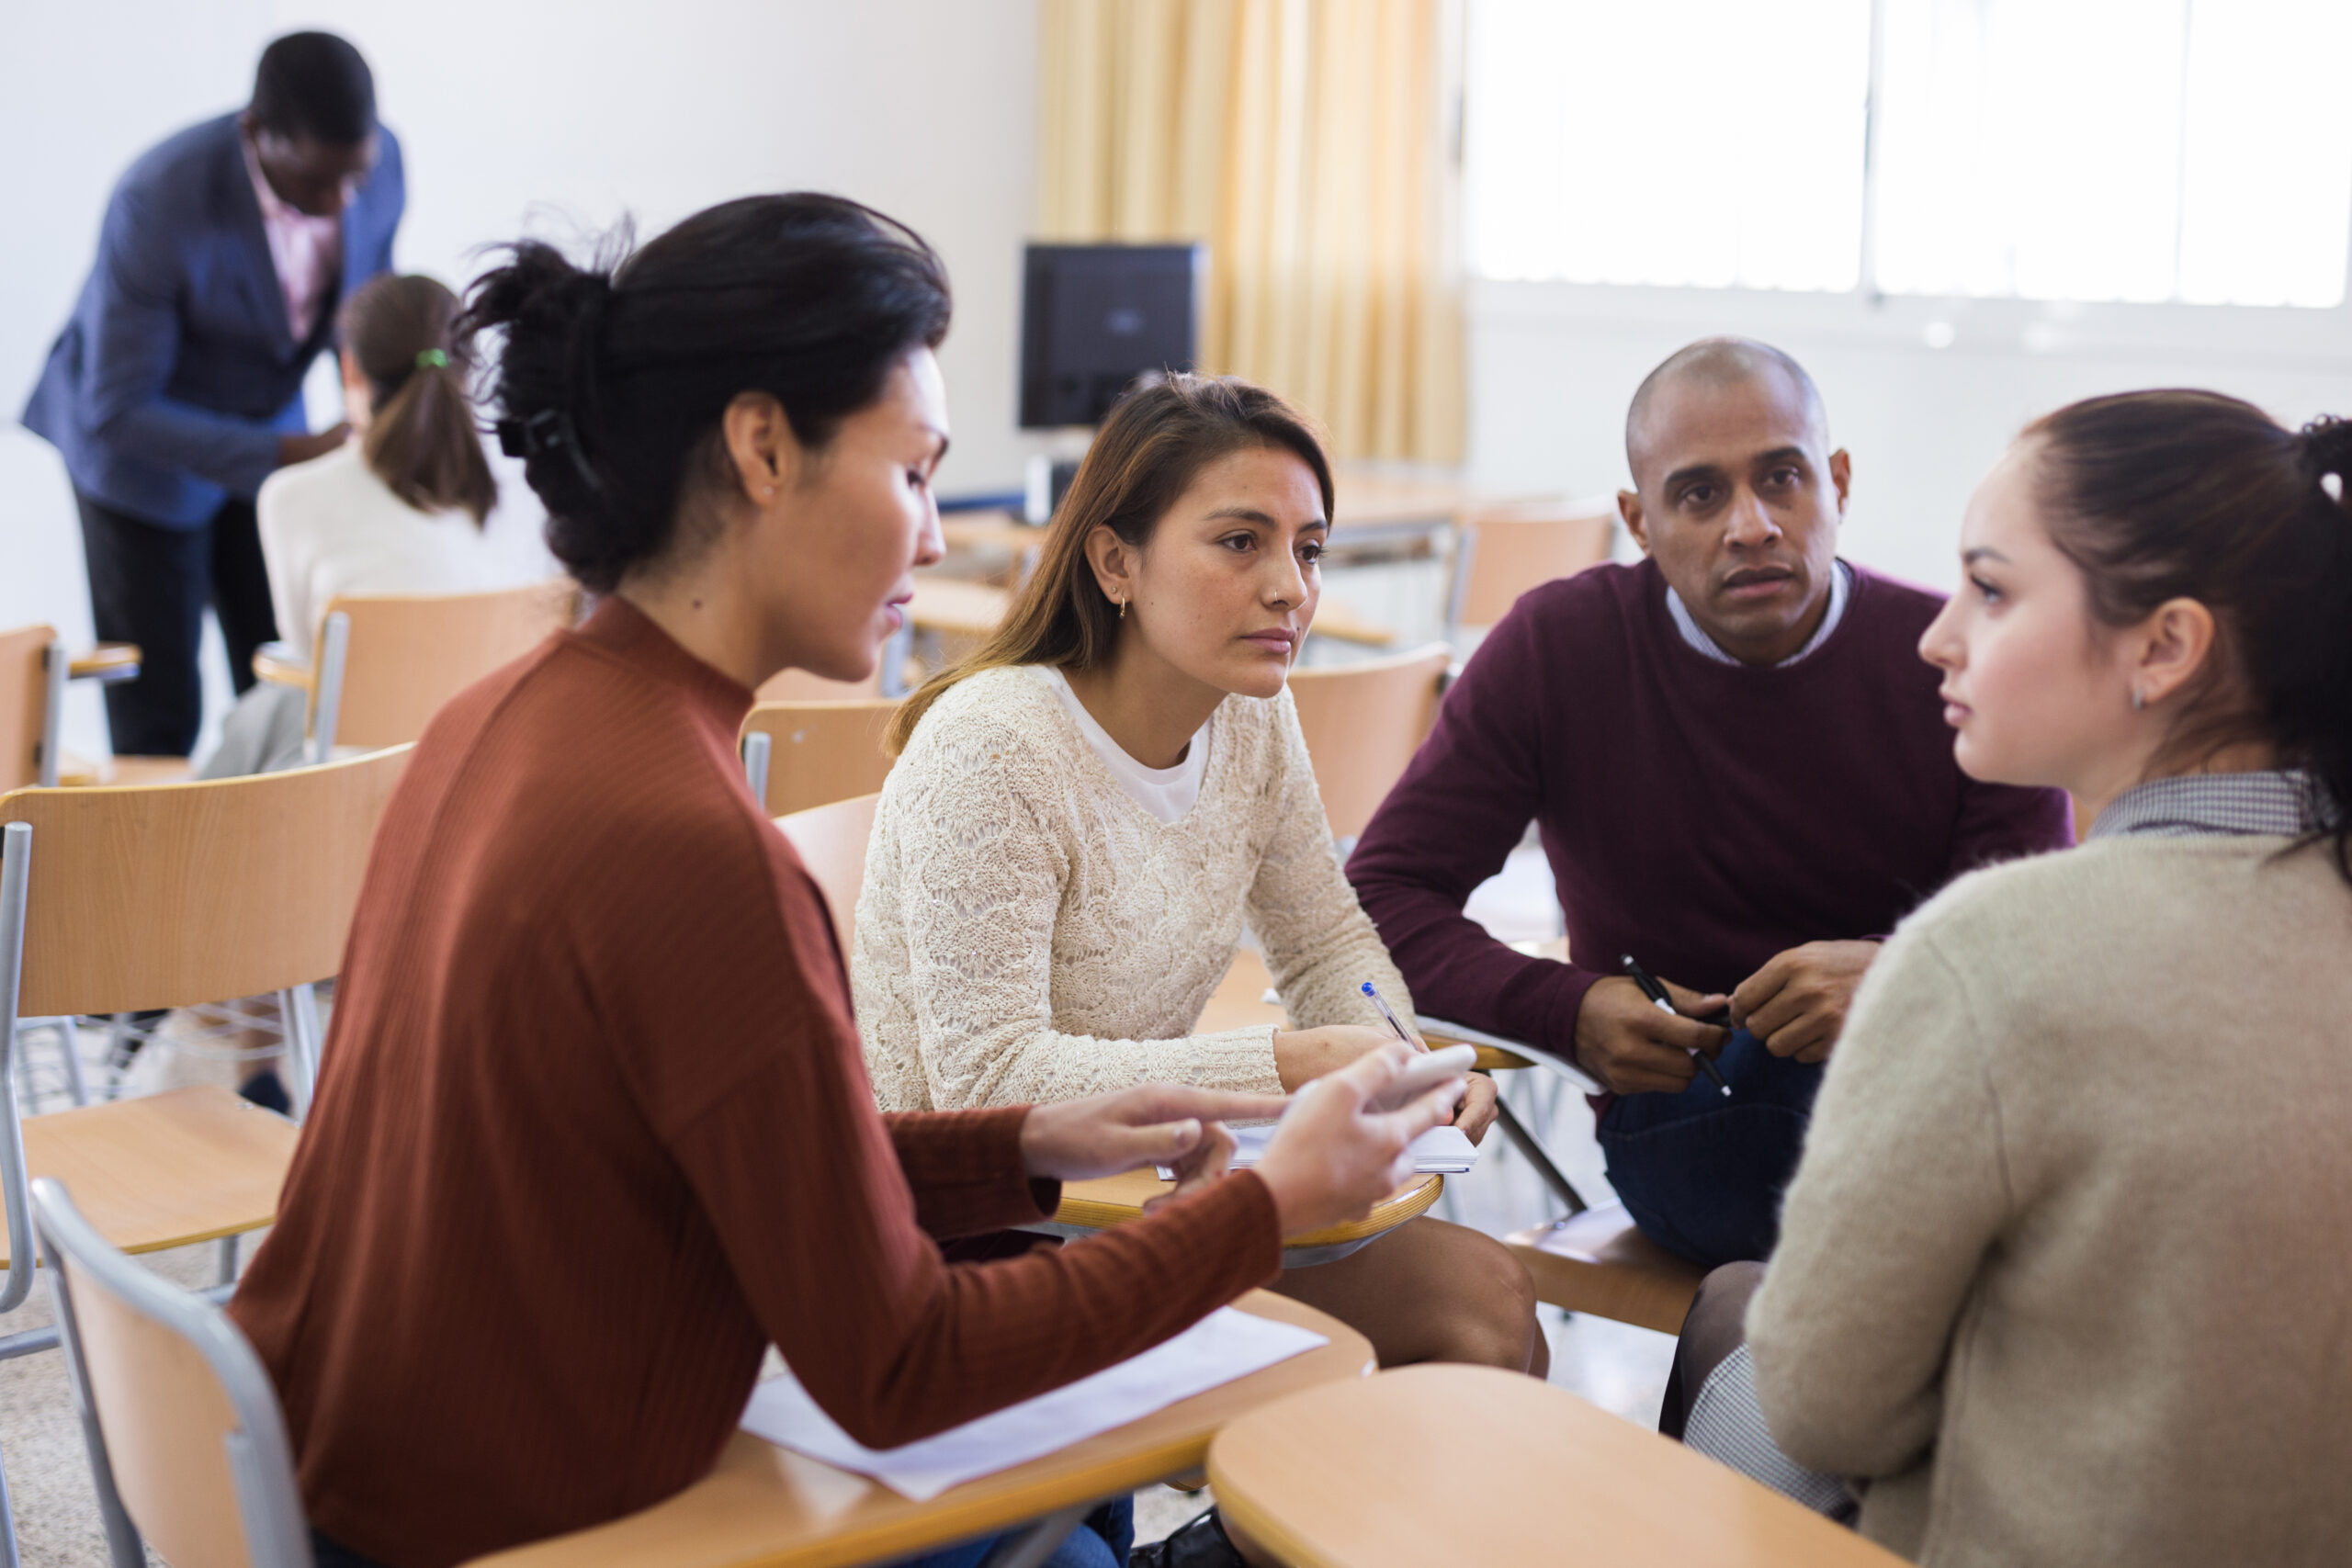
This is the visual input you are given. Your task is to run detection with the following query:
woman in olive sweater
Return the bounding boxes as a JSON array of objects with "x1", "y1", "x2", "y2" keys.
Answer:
[{"x1": 1664, "y1": 391, "x2": 2352, "y2": 1567}]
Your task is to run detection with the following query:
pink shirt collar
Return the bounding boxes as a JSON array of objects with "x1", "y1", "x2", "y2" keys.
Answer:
[{"x1": 242, "y1": 134, "x2": 345, "y2": 344}]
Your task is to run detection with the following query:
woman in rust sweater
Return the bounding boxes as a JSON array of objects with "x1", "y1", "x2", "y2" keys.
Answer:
[{"x1": 227, "y1": 194, "x2": 1459, "y2": 1568}]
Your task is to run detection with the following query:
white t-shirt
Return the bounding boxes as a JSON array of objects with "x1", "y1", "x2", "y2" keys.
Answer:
[
  {"x1": 1040, "y1": 666, "x2": 1212, "y2": 825},
  {"x1": 256, "y1": 441, "x2": 515, "y2": 660}
]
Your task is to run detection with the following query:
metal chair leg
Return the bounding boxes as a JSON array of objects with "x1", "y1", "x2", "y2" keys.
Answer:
[
  {"x1": 52, "y1": 1020, "x2": 88, "y2": 1108},
  {"x1": 217, "y1": 1233, "x2": 241, "y2": 1288},
  {"x1": 1493, "y1": 1097, "x2": 1589, "y2": 1215}
]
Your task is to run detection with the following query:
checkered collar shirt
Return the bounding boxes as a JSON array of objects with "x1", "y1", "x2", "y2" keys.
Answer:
[{"x1": 2087, "y1": 769, "x2": 2328, "y2": 841}]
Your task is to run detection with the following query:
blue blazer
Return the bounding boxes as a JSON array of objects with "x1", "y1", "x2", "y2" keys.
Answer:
[{"x1": 21, "y1": 112, "x2": 404, "y2": 528}]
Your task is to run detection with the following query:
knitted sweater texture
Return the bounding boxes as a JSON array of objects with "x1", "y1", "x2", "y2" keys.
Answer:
[{"x1": 854, "y1": 664, "x2": 1412, "y2": 1111}]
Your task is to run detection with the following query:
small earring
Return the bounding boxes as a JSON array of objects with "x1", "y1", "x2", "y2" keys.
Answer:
[
  {"x1": 2131, "y1": 686, "x2": 2145, "y2": 711},
  {"x1": 1118, "y1": 596, "x2": 1127, "y2": 620}
]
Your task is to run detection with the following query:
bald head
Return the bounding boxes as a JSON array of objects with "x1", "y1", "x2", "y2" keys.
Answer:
[{"x1": 1626, "y1": 337, "x2": 1827, "y2": 481}]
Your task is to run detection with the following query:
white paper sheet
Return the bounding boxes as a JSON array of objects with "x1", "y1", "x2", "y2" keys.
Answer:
[
  {"x1": 1159, "y1": 1123, "x2": 1481, "y2": 1178},
  {"x1": 740, "y1": 1307, "x2": 1329, "y2": 1500}
]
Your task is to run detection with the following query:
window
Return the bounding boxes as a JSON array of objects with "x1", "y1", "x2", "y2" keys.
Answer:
[{"x1": 1465, "y1": 0, "x2": 2352, "y2": 308}]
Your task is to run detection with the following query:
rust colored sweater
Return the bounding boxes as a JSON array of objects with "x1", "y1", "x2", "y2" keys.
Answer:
[{"x1": 230, "y1": 598, "x2": 1283, "y2": 1568}]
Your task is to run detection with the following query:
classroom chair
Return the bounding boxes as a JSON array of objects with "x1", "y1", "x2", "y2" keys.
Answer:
[
  {"x1": 770, "y1": 795, "x2": 1438, "y2": 1265},
  {"x1": 1204, "y1": 1363, "x2": 1904, "y2": 1567},
  {"x1": 740, "y1": 699, "x2": 899, "y2": 818},
  {"x1": 32, "y1": 1177, "x2": 314, "y2": 1568},
  {"x1": 0, "y1": 747, "x2": 409, "y2": 1559},
  {"x1": 1, "y1": 623, "x2": 149, "y2": 790},
  {"x1": 1442, "y1": 500, "x2": 1616, "y2": 643},
  {"x1": 1286, "y1": 643, "x2": 1450, "y2": 845},
  {"x1": 254, "y1": 581, "x2": 576, "y2": 761}
]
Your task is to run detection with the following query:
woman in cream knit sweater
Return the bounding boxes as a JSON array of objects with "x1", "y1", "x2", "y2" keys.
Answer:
[
  {"x1": 853, "y1": 377, "x2": 1544, "y2": 1410},
  {"x1": 1661, "y1": 391, "x2": 2352, "y2": 1567}
]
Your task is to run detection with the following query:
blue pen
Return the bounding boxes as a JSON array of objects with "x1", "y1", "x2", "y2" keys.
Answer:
[{"x1": 1361, "y1": 980, "x2": 1426, "y2": 1051}]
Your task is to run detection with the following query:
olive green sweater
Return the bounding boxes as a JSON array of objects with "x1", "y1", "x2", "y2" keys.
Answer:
[{"x1": 1748, "y1": 832, "x2": 2352, "y2": 1567}]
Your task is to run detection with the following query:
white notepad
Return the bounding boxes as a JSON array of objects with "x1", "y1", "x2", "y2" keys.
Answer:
[
  {"x1": 740, "y1": 1306, "x2": 1329, "y2": 1500},
  {"x1": 1160, "y1": 1122, "x2": 1481, "y2": 1178}
]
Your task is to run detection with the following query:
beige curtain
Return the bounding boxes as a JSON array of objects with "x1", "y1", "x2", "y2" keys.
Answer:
[{"x1": 1036, "y1": 0, "x2": 1464, "y2": 465}]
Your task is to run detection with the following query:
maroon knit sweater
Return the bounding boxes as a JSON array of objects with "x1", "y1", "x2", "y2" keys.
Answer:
[
  {"x1": 231, "y1": 598, "x2": 1282, "y2": 1567},
  {"x1": 1348, "y1": 559, "x2": 2074, "y2": 1066}
]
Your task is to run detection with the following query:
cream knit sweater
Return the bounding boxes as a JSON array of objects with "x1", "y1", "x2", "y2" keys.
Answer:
[
  {"x1": 1747, "y1": 833, "x2": 2352, "y2": 1567},
  {"x1": 852, "y1": 664, "x2": 1413, "y2": 1111}
]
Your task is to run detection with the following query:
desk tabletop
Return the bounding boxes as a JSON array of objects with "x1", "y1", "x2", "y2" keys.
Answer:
[
  {"x1": 906, "y1": 577, "x2": 1012, "y2": 638},
  {"x1": 462, "y1": 1291, "x2": 1372, "y2": 1568},
  {"x1": 1209, "y1": 1363, "x2": 1906, "y2": 1567},
  {"x1": 1054, "y1": 1168, "x2": 1442, "y2": 1251}
]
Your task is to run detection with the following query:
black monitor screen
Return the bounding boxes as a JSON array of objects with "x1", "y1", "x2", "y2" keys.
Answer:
[{"x1": 1020, "y1": 243, "x2": 1204, "y2": 428}]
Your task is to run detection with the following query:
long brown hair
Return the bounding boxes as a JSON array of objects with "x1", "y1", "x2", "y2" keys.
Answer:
[
  {"x1": 2027, "y1": 389, "x2": 2352, "y2": 883},
  {"x1": 887, "y1": 374, "x2": 1335, "y2": 755},
  {"x1": 340, "y1": 274, "x2": 497, "y2": 525}
]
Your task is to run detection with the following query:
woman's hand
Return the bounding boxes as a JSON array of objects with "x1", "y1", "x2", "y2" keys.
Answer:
[
  {"x1": 1272, "y1": 1024, "x2": 1395, "y2": 1091},
  {"x1": 1252, "y1": 1043, "x2": 1463, "y2": 1239},
  {"x1": 1453, "y1": 1071, "x2": 1500, "y2": 1145},
  {"x1": 1017, "y1": 1084, "x2": 1288, "y2": 1186}
]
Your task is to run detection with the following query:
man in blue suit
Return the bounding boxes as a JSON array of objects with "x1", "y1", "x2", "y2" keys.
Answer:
[{"x1": 23, "y1": 32, "x2": 404, "y2": 757}]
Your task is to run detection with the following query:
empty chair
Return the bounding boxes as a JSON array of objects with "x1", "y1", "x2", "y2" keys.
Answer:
[
  {"x1": 0, "y1": 745, "x2": 409, "y2": 1555},
  {"x1": 1287, "y1": 643, "x2": 1450, "y2": 843},
  {"x1": 1, "y1": 625, "x2": 146, "y2": 790},
  {"x1": 774, "y1": 793, "x2": 883, "y2": 961},
  {"x1": 1446, "y1": 501, "x2": 1615, "y2": 639},
  {"x1": 33, "y1": 1177, "x2": 313, "y2": 1568},
  {"x1": 740, "y1": 701, "x2": 899, "y2": 818},
  {"x1": 255, "y1": 581, "x2": 576, "y2": 761}
]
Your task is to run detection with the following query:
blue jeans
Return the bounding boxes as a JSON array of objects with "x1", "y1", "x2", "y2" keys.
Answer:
[
  {"x1": 1597, "y1": 1029, "x2": 1824, "y2": 1269},
  {"x1": 899, "y1": 1496, "x2": 1134, "y2": 1568}
]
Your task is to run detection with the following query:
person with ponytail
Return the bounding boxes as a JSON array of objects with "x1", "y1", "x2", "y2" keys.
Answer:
[
  {"x1": 197, "y1": 272, "x2": 514, "y2": 784},
  {"x1": 225, "y1": 195, "x2": 1460, "y2": 1568},
  {"x1": 1654, "y1": 391, "x2": 2352, "y2": 1567}
]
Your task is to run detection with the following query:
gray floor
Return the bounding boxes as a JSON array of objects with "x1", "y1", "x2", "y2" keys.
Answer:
[{"x1": 2, "y1": 850, "x2": 1670, "y2": 1564}]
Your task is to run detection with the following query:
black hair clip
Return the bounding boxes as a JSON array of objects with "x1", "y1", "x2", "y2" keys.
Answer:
[
  {"x1": 496, "y1": 407, "x2": 605, "y2": 496},
  {"x1": 496, "y1": 407, "x2": 573, "y2": 458}
]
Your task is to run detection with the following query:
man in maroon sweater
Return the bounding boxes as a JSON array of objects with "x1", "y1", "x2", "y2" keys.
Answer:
[{"x1": 1348, "y1": 339, "x2": 2073, "y2": 1267}]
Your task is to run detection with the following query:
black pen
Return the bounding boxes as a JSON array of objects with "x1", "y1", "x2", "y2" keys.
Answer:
[{"x1": 1621, "y1": 954, "x2": 1733, "y2": 1097}]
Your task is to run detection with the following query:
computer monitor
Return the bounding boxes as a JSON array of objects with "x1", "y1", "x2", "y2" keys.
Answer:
[{"x1": 1019, "y1": 243, "x2": 1204, "y2": 429}]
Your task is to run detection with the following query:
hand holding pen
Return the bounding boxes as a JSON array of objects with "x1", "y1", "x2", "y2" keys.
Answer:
[{"x1": 1620, "y1": 955, "x2": 1733, "y2": 1097}]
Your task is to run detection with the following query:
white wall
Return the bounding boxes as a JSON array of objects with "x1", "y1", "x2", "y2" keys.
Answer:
[
  {"x1": 2, "y1": 0, "x2": 1044, "y2": 755},
  {"x1": 1465, "y1": 280, "x2": 2352, "y2": 594}
]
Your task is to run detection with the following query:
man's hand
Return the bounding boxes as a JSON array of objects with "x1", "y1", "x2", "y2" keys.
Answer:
[
  {"x1": 1729, "y1": 940, "x2": 1880, "y2": 1064},
  {"x1": 1018, "y1": 1084, "x2": 1288, "y2": 1187},
  {"x1": 276, "y1": 423, "x2": 351, "y2": 468},
  {"x1": 1572, "y1": 976, "x2": 1731, "y2": 1096},
  {"x1": 1253, "y1": 1043, "x2": 1461, "y2": 1238},
  {"x1": 1271, "y1": 1024, "x2": 1394, "y2": 1092}
]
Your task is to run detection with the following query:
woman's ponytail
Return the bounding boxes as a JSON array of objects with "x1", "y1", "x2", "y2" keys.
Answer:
[
  {"x1": 337, "y1": 274, "x2": 499, "y2": 526},
  {"x1": 2026, "y1": 390, "x2": 2352, "y2": 885}
]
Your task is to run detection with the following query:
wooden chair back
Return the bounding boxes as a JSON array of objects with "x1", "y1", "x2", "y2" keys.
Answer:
[
  {"x1": 0, "y1": 626, "x2": 54, "y2": 793},
  {"x1": 740, "y1": 700, "x2": 900, "y2": 818},
  {"x1": 775, "y1": 793, "x2": 882, "y2": 960},
  {"x1": 757, "y1": 666, "x2": 882, "y2": 702},
  {"x1": 1287, "y1": 644, "x2": 1451, "y2": 842},
  {"x1": 0, "y1": 746, "x2": 412, "y2": 1018},
  {"x1": 319, "y1": 581, "x2": 575, "y2": 750},
  {"x1": 33, "y1": 1179, "x2": 311, "y2": 1568},
  {"x1": 1451, "y1": 502, "x2": 1615, "y2": 633}
]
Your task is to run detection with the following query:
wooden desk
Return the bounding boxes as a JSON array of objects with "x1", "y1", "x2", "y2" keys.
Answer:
[
  {"x1": 1208, "y1": 1363, "x2": 1905, "y2": 1568},
  {"x1": 464, "y1": 1292, "x2": 1372, "y2": 1568},
  {"x1": 906, "y1": 578, "x2": 1012, "y2": 640},
  {"x1": 940, "y1": 513, "x2": 1048, "y2": 558},
  {"x1": 1049, "y1": 1168, "x2": 1442, "y2": 1263}
]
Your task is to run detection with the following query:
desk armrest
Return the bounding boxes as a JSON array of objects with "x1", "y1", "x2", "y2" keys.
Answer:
[
  {"x1": 1416, "y1": 1016, "x2": 1600, "y2": 1093},
  {"x1": 66, "y1": 643, "x2": 141, "y2": 683},
  {"x1": 252, "y1": 643, "x2": 312, "y2": 689}
]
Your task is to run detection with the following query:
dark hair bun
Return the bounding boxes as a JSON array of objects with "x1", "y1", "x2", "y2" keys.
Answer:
[{"x1": 458, "y1": 195, "x2": 951, "y2": 594}]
